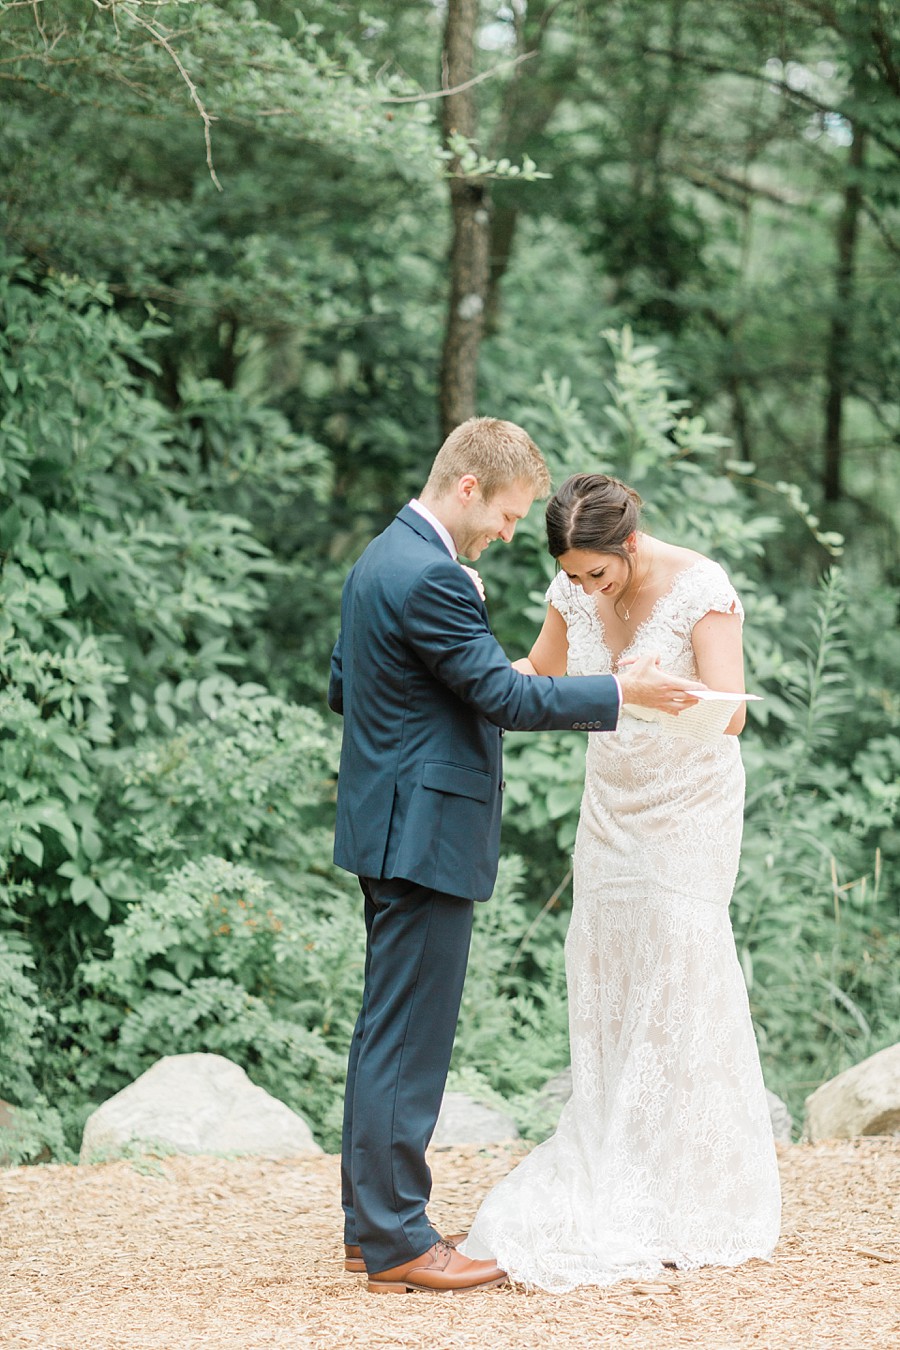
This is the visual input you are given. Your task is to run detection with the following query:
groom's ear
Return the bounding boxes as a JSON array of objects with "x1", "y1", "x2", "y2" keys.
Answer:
[{"x1": 457, "y1": 474, "x2": 480, "y2": 503}]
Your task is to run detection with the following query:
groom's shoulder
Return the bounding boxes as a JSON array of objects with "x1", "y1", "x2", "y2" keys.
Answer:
[
  {"x1": 351, "y1": 514, "x2": 456, "y2": 595},
  {"x1": 376, "y1": 512, "x2": 459, "y2": 567}
]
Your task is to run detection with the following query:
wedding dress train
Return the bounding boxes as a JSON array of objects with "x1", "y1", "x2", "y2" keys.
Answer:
[{"x1": 463, "y1": 559, "x2": 781, "y2": 1292}]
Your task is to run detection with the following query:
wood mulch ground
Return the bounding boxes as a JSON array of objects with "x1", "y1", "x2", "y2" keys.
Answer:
[{"x1": 2, "y1": 1139, "x2": 898, "y2": 1350}]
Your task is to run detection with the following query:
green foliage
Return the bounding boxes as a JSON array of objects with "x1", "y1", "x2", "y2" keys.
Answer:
[
  {"x1": 0, "y1": 933, "x2": 68, "y2": 1163},
  {"x1": 0, "y1": 935, "x2": 46, "y2": 1104},
  {"x1": 106, "y1": 681, "x2": 340, "y2": 881},
  {"x1": 0, "y1": 1, "x2": 897, "y2": 1164},
  {"x1": 36, "y1": 685, "x2": 361, "y2": 1152},
  {"x1": 0, "y1": 252, "x2": 301, "y2": 942},
  {"x1": 0, "y1": 1099, "x2": 68, "y2": 1167},
  {"x1": 67, "y1": 856, "x2": 357, "y2": 1153},
  {"x1": 453, "y1": 857, "x2": 570, "y2": 1102},
  {"x1": 0, "y1": 256, "x2": 277, "y2": 694},
  {"x1": 0, "y1": 250, "x2": 356, "y2": 1154},
  {"x1": 735, "y1": 570, "x2": 900, "y2": 1118}
]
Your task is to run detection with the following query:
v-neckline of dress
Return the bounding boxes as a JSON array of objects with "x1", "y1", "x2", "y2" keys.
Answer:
[{"x1": 590, "y1": 558, "x2": 705, "y2": 667}]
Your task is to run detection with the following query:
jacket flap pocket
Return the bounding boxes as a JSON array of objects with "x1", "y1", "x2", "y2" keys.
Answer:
[{"x1": 422, "y1": 760, "x2": 491, "y2": 803}]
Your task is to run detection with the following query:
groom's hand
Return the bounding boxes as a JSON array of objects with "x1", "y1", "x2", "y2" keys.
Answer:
[{"x1": 616, "y1": 653, "x2": 705, "y2": 714}]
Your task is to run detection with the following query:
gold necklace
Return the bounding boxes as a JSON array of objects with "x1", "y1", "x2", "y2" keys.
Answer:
[{"x1": 621, "y1": 551, "x2": 653, "y2": 622}]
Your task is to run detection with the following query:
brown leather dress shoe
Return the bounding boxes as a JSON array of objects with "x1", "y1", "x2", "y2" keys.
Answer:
[
  {"x1": 344, "y1": 1233, "x2": 465, "y2": 1275},
  {"x1": 366, "y1": 1239, "x2": 506, "y2": 1295}
]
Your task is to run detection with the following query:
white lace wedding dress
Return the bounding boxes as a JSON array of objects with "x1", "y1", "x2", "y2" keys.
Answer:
[{"x1": 463, "y1": 558, "x2": 781, "y2": 1292}]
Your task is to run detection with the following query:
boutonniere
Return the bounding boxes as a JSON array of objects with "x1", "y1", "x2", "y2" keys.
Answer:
[{"x1": 459, "y1": 564, "x2": 486, "y2": 602}]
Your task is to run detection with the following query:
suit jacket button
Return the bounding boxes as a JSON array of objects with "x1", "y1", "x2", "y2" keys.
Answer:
[{"x1": 500, "y1": 779, "x2": 506, "y2": 791}]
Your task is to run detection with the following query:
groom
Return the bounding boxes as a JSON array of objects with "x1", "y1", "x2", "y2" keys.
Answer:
[{"x1": 328, "y1": 417, "x2": 700, "y2": 1294}]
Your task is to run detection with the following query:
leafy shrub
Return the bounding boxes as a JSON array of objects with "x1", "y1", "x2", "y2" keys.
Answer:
[
  {"x1": 61, "y1": 855, "x2": 360, "y2": 1152},
  {"x1": 453, "y1": 857, "x2": 570, "y2": 1102},
  {"x1": 734, "y1": 570, "x2": 900, "y2": 1119},
  {"x1": 104, "y1": 679, "x2": 341, "y2": 882},
  {"x1": 0, "y1": 934, "x2": 45, "y2": 1104}
]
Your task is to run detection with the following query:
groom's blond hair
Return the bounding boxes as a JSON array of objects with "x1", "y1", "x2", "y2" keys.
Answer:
[{"x1": 425, "y1": 417, "x2": 551, "y2": 502}]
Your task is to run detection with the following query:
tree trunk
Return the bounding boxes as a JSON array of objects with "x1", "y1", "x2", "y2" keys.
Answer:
[
  {"x1": 823, "y1": 125, "x2": 866, "y2": 503},
  {"x1": 485, "y1": 1, "x2": 574, "y2": 329},
  {"x1": 485, "y1": 201, "x2": 519, "y2": 332},
  {"x1": 439, "y1": 0, "x2": 491, "y2": 440}
]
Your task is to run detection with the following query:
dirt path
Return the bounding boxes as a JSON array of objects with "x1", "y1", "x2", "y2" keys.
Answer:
[{"x1": 2, "y1": 1139, "x2": 898, "y2": 1349}]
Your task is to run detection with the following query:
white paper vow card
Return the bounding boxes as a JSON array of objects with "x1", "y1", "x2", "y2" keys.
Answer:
[
  {"x1": 692, "y1": 691, "x2": 763, "y2": 702},
  {"x1": 622, "y1": 691, "x2": 762, "y2": 742}
]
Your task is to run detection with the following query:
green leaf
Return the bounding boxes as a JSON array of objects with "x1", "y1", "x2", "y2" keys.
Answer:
[
  {"x1": 174, "y1": 951, "x2": 200, "y2": 983},
  {"x1": 546, "y1": 784, "x2": 578, "y2": 820},
  {"x1": 35, "y1": 803, "x2": 78, "y2": 855},
  {"x1": 57, "y1": 774, "x2": 83, "y2": 804},
  {"x1": 71, "y1": 874, "x2": 98, "y2": 904},
  {"x1": 149, "y1": 968, "x2": 185, "y2": 992},
  {"x1": 86, "y1": 888, "x2": 111, "y2": 921},
  {"x1": 52, "y1": 733, "x2": 83, "y2": 762},
  {"x1": 81, "y1": 827, "x2": 102, "y2": 862},
  {"x1": 98, "y1": 870, "x2": 131, "y2": 899},
  {"x1": 21, "y1": 833, "x2": 44, "y2": 867},
  {"x1": 156, "y1": 702, "x2": 177, "y2": 732}
]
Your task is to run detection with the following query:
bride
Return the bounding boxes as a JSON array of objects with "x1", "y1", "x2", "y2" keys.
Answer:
[{"x1": 463, "y1": 473, "x2": 782, "y2": 1292}]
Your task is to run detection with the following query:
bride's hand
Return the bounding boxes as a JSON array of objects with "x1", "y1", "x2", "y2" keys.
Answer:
[{"x1": 616, "y1": 653, "x2": 706, "y2": 714}]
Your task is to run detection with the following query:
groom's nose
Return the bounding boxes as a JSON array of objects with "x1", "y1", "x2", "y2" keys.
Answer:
[{"x1": 499, "y1": 521, "x2": 516, "y2": 543}]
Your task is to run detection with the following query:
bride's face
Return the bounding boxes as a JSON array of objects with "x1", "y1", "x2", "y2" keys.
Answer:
[{"x1": 556, "y1": 547, "x2": 632, "y2": 600}]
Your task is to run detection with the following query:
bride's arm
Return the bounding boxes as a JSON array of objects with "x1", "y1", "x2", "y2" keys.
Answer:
[
  {"x1": 514, "y1": 605, "x2": 569, "y2": 677},
  {"x1": 691, "y1": 611, "x2": 747, "y2": 735}
]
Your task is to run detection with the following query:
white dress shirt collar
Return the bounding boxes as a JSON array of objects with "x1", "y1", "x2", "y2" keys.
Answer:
[{"x1": 408, "y1": 498, "x2": 457, "y2": 559}]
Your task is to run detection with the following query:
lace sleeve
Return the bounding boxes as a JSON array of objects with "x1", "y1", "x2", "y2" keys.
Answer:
[
  {"x1": 683, "y1": 561, "x2": 744, "y2": 629},
  {"x1": 545, "y1": 570, "x2": 578, "y2": 626}
]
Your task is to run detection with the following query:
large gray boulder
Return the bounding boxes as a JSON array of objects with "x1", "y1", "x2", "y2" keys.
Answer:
[
  {"x1": 535, "y1": 1069, "x2": 793, "y2": 1142},
  {"x1": 80, "y1": 1053, "x2": 322, "y2": 1163},
  {"x1": 431, "y1": 1091, "x2": 519, "y2": 1148},
  {"x1": 804, "y1": 1043, "x2": 900, "y2": 1141},
  {"x1": 537, "y1": 1067, "x2": 573, "y2": 1116},
  {"x1": 766, "y1": 1090, "x2": 793, "y2": 1144}
]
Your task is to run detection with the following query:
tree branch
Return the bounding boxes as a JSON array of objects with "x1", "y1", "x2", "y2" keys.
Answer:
[
  {"x1": 113, "y1": 1, "x2": 222, "y2": 190},
  {"x1": 674, "y1": 159, "x2": 810, "y2": 208},
  {"x1": 380, "y1": 49, "x2": 537, "y2": 104},
  {"x1": 643, "y1": 43, "x2": 900, "y2": 159}
]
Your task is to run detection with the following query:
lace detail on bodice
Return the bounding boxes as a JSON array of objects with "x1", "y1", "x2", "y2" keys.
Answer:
[
  {"x1": 463, "y1": 555, "x2": 780, "y2": 1291},
  {"x1": 545, "y1": 557, "x2": 743, "y2": 681}
]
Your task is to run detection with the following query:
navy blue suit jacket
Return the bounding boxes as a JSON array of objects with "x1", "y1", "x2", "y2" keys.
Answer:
[{"x1": 328, "y1": 505, "x2": 620, "y2": 901}]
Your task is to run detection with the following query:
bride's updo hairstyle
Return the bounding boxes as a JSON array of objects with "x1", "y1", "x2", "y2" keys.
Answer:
[{"x1": 545, "y1": 473, "x2": 644, "y2": 597}]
